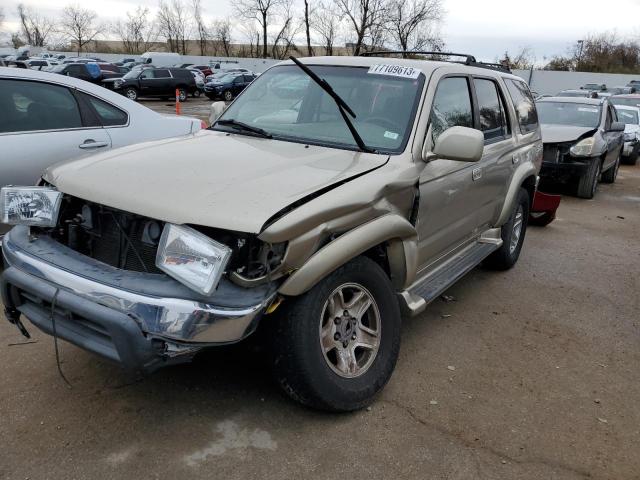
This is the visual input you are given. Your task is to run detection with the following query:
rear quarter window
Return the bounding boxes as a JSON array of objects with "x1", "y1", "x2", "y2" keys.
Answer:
[{"x1": 505, "y1": 79, "x2": 539, "y2": 134}]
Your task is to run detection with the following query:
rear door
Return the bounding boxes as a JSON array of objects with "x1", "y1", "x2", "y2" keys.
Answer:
[
  {"x1": 154, "y1": 69, "x2": 172, "y2": 96},
  {"x1": 0, "y1": 77, "x2": 111, "y2": 189}
]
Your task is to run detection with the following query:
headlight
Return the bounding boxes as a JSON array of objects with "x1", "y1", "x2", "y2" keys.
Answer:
[
  {"x1": 156, "y1": 224, "x2": 232, "y2": 295},
  {"x1": 1, "y1": 186, "x2": 62, "y2": 227},
  {"x1": 570, "y1": 137, "x2": 595, "y2": 157}
]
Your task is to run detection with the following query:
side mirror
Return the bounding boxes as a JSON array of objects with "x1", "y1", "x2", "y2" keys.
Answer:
[
  {"x1": 610, "y1": 121, "x2": 625, "y2": 132},
  {"x1": 209, "y1": 101, "x2": 227, "y2": 124},
  {"x1": 424, "y1": 126, "x2": 485, "y2": 163}
]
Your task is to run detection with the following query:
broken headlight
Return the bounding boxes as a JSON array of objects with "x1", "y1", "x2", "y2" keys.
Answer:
[
  {"x1": 570, "y1": 137, "x2": 595, "y2": 157},
  {"x1": 156, "y1": 223, "x2": 232, "y2": 295},
  {"x1": 1, "y1": 186, "x2": 62, "y2": 227}
]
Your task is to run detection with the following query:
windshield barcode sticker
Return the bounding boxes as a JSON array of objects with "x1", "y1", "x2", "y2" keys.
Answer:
[{"x1": 368, "y1": 64, "x2": 421, "y2": 79}]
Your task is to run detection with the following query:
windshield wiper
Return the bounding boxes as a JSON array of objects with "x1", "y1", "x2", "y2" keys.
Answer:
[
  {"x1": 216, "y1": 119, "x2": 272, "y2": 138},
  {"x1": 288, "y1": 56, "x2": 376, "y2": 153}
]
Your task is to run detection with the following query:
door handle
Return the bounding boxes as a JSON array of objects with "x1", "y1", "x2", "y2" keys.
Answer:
[{"x1": 79, "y1": 140, "x2": 109, "y2": 150}]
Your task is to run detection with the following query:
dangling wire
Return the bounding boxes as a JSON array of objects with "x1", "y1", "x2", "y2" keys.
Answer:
[{"x1": 50, "y1": 289, "x2": 72, "y2": 389}]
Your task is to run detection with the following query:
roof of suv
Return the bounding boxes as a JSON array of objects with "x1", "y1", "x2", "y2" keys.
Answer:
[
  {"x1": 537, "y1": 96, "x2": 604, "y2": 105},
  {"x1": 278, "y1": 56, "x2": 524, "y2": 81}
]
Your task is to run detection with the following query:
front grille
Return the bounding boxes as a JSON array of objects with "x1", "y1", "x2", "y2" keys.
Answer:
[
  {"x1": 47, "y1": 197, "x2": 164, "y2": 274},
  {"x1": 543, "y1": 143, "x2": 571, "y2": 163}
]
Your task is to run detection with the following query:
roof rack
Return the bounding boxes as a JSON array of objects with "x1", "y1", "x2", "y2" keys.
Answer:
[{"x1": 359, "y1": 51, "x2": 512, "y2": 74}]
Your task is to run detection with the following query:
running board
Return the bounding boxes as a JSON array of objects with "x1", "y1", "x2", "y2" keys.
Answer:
[{"x1": 398, "y1": 237, "x2": 501, "y2": 316}]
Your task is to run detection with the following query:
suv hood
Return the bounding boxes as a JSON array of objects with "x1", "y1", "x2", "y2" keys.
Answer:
[
  {"x1": 44, "y1": 130, "x2": 388, "y2": 233},
  {"x1": 541, "y1": 124, "x2": 597, "y2": 144}
]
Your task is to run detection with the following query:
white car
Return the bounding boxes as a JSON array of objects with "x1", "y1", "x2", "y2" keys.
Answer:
[
  {"x1": 0, "y1": 67, "x2": 204, "y2": 236},
  {"x1": 614, "y1": 104, "x2": 640, "y2": 165},
  {"x1": 26, "y1": 58, "x2": 58, "y2": 70}
]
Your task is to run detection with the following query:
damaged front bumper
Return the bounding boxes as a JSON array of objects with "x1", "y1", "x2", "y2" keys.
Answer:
[{"x1": 1, "y1": 226, "x2": 276, "y2": 373}]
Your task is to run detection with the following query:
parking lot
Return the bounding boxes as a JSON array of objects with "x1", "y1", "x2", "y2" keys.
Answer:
[
  {"x1": 1, "y1": 163, "x2": 638, "y2": 479},
  {"x1": 139, "y1": 97, "x2": 214, "y2": 124}
]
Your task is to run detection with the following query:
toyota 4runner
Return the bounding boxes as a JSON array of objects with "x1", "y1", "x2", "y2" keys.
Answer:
[{"x1": 1, "y1": 53, "x2": 543, "y2": 412}]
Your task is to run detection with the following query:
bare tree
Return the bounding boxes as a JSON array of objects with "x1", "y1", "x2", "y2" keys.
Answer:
[
  {"x1": 303, "y1": 0, "x2": 313, "y2": 56},
  {"x1": 17, "y1": 3, "x2": 55, "y2": 47},
  {"x1": 270, "y1": 0, "x2": 302, "y2": 59},
  {"x1": 212, "y1": 18, "x2": 233, "y2": 57},
  {"x1": 0, "y1": 7, "x2": 5, "y2": 33},
  {"x1": 232, "y1": 0, "x2": 286, "y2": 59},
  {"x1": 334, "y1": 0, "x2": 389, "y2": 55},
  {"x1": 499, "y1": 47, "x2": 535, "y2": 70},
  {"x1": 113, "y1": 7, "x2": 157, "y2": 54},
  {"x1": 156, "y1": 0, "x2": 191, "y2": 54},
  {"x1": 11, "y1": 33, "x2": 26, "y2": 49},
  {"x1": 388, "y1": 0, "x2": 443, "y2": 55},
  {"x1": 60, "y1": 5, "x2": 101, "y2": 54},
  {"x1": 311, "y1": 2, "x2": 339, "y2": 55},
  {"x1": 191, "y1": 0, "x2": 209, "y2": 56}
]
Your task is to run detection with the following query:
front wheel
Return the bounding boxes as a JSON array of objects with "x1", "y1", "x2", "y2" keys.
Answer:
[
  {"x1": 177, "y1": 88, "x2": 188, "y2": 102},
  {"x1": 124, "y1": 87, "x2": 138, "y2": 101},
  {"x1": 576, "y1": 158, "x2": 601, "y2": 199},
  {"x1": 271, "y1": 257, "x2": 401, "y2": 412},
  {"x1": 192, "y1": 89, "x2": 202, "y2": 98},
  {"x1": 224, "y1": 90, "x2": 234, "y2": 102},
  {"x1": 484, "y1": 188, "x2": 530, "y2": 270}
]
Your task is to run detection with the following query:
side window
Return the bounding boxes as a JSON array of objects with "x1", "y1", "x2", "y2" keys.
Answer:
[
  {"x1": 155, "y1": 69, "x2": 170, "y2": 78},
  {"x1": 0, "y1": 79, "x2": 82, "y2": 133},
  {"x1": 233, "y1": 76, "x2": 243, "y2": 84},
  {"x1": 430, "y1": 77, "x2": 474, "y2": 142},
  {"x1": 80, "y1": 93, "x2": 128, "y2": 127},
  {"x1": 474, "y1": 78, "x2": 509, "y2": 142},
  {"x1": 505, "y1": 79, "x2": 539, "y2": 133},
  {"x1": 140, "y1": 70, "x2": 155, "y2": 79}
]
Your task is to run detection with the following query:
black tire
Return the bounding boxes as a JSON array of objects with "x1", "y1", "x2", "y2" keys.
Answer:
[
  {"x1": 124, "y1": 87, "x2": 138, "y2": 101},
  {"x1": 271, "y1": 256, "x2": 401, "y2": 412},
  {"x1": 622, "y1": 144, "x2": 639, "y2": 165},
  {"x1": 484, "y1": 188, "x2": 530, "y2": 270},
  {"x1": 192, "y1": 89, "x2": 202, "y2": 98},
  {"x1": 178, "y1": 88, "x2": 188, "y2": 102},
  {"x1": 224, "y1": 90, "x2": 234, "y2": 102},
  {"x1": 576, "y1": 158, "x2": 601, "y2": 199},
  {"x1": 601, "y1": 151, "x2": 620, "y2": 184}
]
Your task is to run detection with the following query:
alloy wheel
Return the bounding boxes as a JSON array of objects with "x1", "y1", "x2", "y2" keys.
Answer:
[{"x1": 319, "y1": 283, "x2": 381, "y2": 379}]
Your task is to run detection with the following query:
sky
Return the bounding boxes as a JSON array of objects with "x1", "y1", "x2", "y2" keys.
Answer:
[{"x1": 2, "y1": 0, "x2": 640, "y2": 62}]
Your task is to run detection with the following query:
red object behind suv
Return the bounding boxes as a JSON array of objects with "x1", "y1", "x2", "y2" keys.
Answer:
[{"x1": 192, "y1": 65, "x2": 213, "y2": 77}]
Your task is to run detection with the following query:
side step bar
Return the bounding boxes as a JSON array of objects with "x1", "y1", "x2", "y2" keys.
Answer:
[{"x1": 398, "y1": 236, "x2": 501, "y2": 316}]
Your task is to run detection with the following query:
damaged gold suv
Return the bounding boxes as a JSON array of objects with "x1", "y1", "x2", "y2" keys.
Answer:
[{"x1": 1, "y1": 53, "x2": 543, "y2": 411}]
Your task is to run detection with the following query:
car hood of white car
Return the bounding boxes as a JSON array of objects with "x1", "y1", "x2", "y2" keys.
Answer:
[{"x1": 43, "y1": 130, "x2": 388, "y2": 233}]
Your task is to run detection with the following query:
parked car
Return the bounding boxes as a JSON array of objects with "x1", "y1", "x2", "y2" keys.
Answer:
[
  {"x1": 556, "y1": 89, "x2": 598, "y2": 98},
  {"x1": 191, "y1": 64, "x2": 213, "y2": 77},
  {"x1": 114, "y1": 57, "x2": 137, "y2": 66},
  {"x1": 1, "y1": 54, "x2": 544, "y2": 412},
  {"x1": 26, "y1": 59, "x2": 58, "y2": 70},
  {"x1": 0, "y1": 67, "x2": 203, "y2": 238},
  {"x1": 609, "y1": 93, "x2": 640, "y2": 108},
  {"x1": 204, "y1": 72, "x2": 256, "y2": 101},
  {"x1": 50, "y1": 62, "x2": 106, "y2": 83},
  {"x1": 613, "y1": 105, "x2": 640, "y2": 165},
  {"x1": 104, "y1": 67, "x2": 196, "y2": 101},
  {"x1": 205, "y1": 68, "x2": 251, "y2": 82},
  {"x1": 188, "y1": 69, "x2": 205, "y2": 97},
  {"x1": 536, "y1": 97, "x2": 624, "y2": 198},
  {"x1": 140, "y1": 51, "x2": 181, "y2": 67},
  {"x1": 581, "y1": 83, "x2": 607, "y2": 91}
]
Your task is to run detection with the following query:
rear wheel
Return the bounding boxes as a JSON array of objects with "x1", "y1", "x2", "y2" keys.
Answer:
[
  {"x1": 177, "y1": 88, "x2": 187, "y2": 102},
  {"x1": 192, "y1": 89, "x2": 202, "y2": 98},
  {"x1": 484, "y1": 188, "x2": 530, "y2": 270},
  {"x1": 576, "y1": 158, "x2": 601, "y2": 199},
  {"x1": 271, "y1": 257, "x2": 401, "y2": 412},
  {"x1": 601, "y1": 152, "x2": 620, "y2": 184}
]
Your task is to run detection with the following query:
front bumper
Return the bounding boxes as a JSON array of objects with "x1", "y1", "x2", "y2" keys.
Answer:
[
  {"x1": 1, "y1": 227, "x2": 275, "y2": 373},
  {"x1": 623, "y1": 140, "x2": 638, "y2": 156},
  {"x1": 540, "y1": 157, "x2": 593, "y2": 180}
]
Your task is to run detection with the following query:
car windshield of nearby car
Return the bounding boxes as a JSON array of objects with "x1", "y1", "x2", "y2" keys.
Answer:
[
  {"x1": 609, "y1": 97, "x2": 640, "y2": 108},
  {"x1": 615, "y1": 107, "x2": 639, "y2": 124},
  {"x1": 216, "y1": 64, "x2": 425, "y2": 153},
  {"x1": 536, "y1": 101, "x2": 602, "y2": 128}
]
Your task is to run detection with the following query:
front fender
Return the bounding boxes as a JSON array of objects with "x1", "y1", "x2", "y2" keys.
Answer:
[
  {"x1": 495, "y1": 163, "x2": 538, "y2": 227},
  {"x1": 278, "y1": 214, "x2": 417, "y2": 296}
]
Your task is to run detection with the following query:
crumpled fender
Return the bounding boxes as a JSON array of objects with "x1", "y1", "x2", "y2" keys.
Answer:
[{"x1": 278, "y1": 214, "x2": 418, "y2": 296}]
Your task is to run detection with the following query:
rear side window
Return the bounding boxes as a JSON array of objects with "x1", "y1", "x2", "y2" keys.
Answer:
[
  {"x1": 155, "y1": 69, "x2": 171, "y2": 78},
  {"x1": 0, "y1": 79, "x2": 82, "y2": 133},
  {"x1": 430, "y1": 77, "x2": 474, "y2": 142},
  {"x1": 80, "y1": 93, "x2": 128, "y2": 127},
  {"x1": 474, "y1": 78, "x2": 509, "y2": 142},
  {"x1": 505, "y1": 79, "x2": 539, "y2": 133}
]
